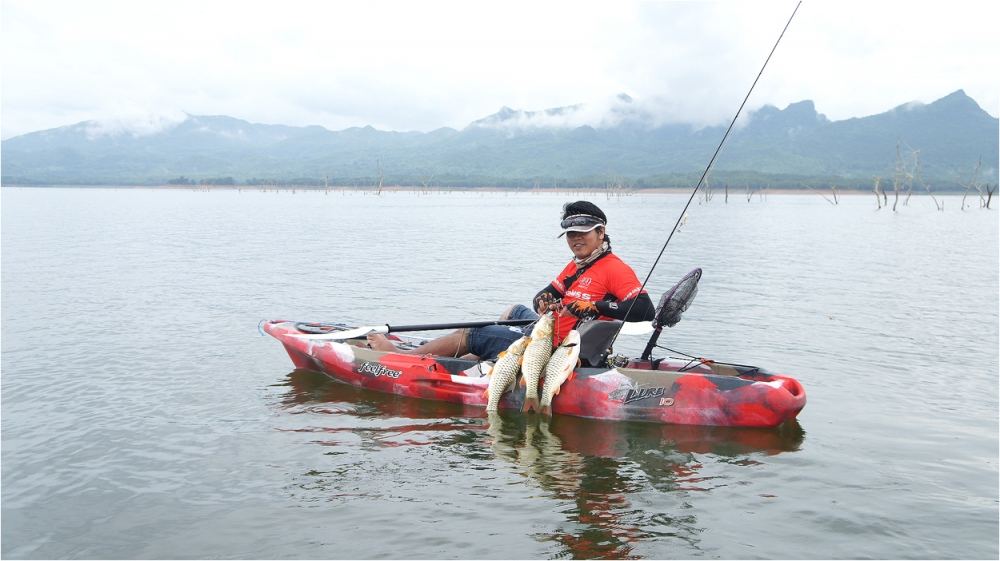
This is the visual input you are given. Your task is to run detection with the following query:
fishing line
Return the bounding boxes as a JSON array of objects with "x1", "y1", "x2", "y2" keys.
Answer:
[{"x1": 608, "y1": 1, "x2": 802, "y2": 351}]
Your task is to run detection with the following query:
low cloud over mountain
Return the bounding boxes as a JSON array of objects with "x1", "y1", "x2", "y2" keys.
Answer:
[{"x1": 2, "y1": 90, "x2": 996, "y2": 188}]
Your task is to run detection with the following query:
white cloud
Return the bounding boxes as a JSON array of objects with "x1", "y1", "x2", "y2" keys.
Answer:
[
  {"x1": 83, "y1": 109, "x2": 188, "y2": 139},
  {"x1": 2, "y1": 0, "x2": 997, "y2": 139}
]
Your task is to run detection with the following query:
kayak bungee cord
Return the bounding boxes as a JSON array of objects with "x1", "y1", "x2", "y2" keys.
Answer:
[
  {"x1": 650, "y1": 343, "x2": 762, "y2": 376},
  {"x1": 607, "y1": 1, "x2": 802, "y2": 353}
]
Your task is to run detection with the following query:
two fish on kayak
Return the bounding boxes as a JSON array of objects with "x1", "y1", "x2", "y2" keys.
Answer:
[{"x1": 484, "y1": 312, "x2": 581, "y2": 414}]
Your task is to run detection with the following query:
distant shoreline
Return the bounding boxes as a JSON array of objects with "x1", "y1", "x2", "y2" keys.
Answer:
[{"x1": 1, "y1": 184, "x2": 973, "y2": 195}]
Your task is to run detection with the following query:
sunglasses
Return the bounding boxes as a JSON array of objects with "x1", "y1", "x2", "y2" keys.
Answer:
[{"x1": 560, "y1": 214, "x2": 605, "y2": 230}]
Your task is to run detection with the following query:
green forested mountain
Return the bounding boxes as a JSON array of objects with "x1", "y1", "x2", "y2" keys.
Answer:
[{"x1": 2, "y1": 90, "x2": 996, "y2": 189}]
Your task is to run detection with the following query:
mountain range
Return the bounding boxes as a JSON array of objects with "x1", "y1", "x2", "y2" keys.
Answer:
[{"x1": 2, "y1": 90, "x2": 997, "y2": 189}]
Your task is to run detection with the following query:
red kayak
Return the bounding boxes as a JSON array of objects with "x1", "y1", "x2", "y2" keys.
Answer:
[
  {"x1": 261, "y1": 319, "x2": 805, "y2": 428},
  {"x1": 262, "y1": 270, "x2": 805, "y2": 428}
]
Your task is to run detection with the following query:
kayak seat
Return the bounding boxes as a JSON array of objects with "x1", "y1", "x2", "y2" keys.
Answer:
[{"x1": 576, "y1": 320, "x2": 622, "y2": 367}]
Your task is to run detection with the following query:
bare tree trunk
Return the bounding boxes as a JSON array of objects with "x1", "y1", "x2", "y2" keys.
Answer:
[
  {"x1": 873, "y1": 177, "x2": 882, "y2": 210},
  {"x1": 725, "y1": 184, "x2": 729, "y2": 204},
  {"x1": 807, "y1": 185, "x2": 836, "y2": 205},
  {"x1": 962, "y1": 157, "x2": 982, "y2": 210},
  {"x1": 987, "y1": 184, "x2": 996, "y2": 209},
  {"x1": 903, "y1": 148, "x2": 917, "y2": 206},
  {"x1": 891, "y1": 142, "x2": 903, "y2": 212}
]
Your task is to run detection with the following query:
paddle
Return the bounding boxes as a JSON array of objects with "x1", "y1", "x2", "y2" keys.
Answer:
[
  {"x1": 291, "y1": 318, "x2": 654, "y2": 341},
  {"x1": 290, "y1": 319, "x2": 536, "y2": 340}
]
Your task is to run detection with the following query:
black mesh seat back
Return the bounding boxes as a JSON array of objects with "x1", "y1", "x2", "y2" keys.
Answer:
[
  {"x1": 654, "y1": 268, "x2": 702, "y2": 328},
  {"x1": 576, "y1": 320, "x2": 623, "y2": 366}
]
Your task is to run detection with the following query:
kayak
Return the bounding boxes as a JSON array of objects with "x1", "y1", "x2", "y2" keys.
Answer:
[
  {"x1": 283, "y1": 367, "x2": 806, "y2": 455},
  {"x1": 262, "y1": 319, "x2": 806, "y2": 428}
]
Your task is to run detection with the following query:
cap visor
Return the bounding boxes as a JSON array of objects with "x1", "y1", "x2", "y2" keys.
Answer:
[{"x1": 557, "y1": 223, "x2": 602, "y2": 237}]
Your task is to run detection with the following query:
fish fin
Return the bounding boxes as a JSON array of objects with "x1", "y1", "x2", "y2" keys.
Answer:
[
  {"x1": 539, "y1": 404, "x2": 552, "y2": 416},
  {"x1": 497, "y1": 350, "x2": 507, "y2": 359},
  {"x1": 483, "y1": 388, "x2": 490, "y2": 398}
]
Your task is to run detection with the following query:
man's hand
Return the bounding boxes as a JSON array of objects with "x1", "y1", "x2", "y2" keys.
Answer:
[
  {"x1": 534, "y1": 292, "x2": 562, "y2": 314},
  {"x1": 565, "y1": 300, "x2": 599, "y2": 321}
]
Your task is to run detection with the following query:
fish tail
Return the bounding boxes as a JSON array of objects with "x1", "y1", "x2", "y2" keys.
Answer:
[{"x1": 522, "y1": 396, "x2": 539, "y2": 413}]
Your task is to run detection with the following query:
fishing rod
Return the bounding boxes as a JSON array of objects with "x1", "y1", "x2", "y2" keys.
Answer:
[{"x1": 607, "y1": 1, "x2": 802, "y2": 351}]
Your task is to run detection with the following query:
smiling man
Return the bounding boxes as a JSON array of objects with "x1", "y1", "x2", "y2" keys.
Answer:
[{"x1": 532, "y1": 200, "x2": 655, "y2": 341}]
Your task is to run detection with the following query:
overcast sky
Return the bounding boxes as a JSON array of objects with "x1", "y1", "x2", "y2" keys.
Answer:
[{"x1": 2, "y1": 0, "x2": 998, "y2": 139}]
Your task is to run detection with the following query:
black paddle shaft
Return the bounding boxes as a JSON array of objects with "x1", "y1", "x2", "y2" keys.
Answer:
[{"x1": 385, "y1": 319, "x2": 535, "y2": 333}]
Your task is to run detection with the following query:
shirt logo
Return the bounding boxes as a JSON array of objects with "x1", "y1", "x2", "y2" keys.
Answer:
[{"x1": 578, "y1": 277, "x2": 593, "y2": 288}]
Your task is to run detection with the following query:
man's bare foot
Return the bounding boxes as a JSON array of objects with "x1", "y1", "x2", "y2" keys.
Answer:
[{"x1": 366, "y1": 333, "x2": 399, "y2": 352}]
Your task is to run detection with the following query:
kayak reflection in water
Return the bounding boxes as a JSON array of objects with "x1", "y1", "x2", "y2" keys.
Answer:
[{"x1": 367, "y1": 200, "x2": 656, "y2": 360}]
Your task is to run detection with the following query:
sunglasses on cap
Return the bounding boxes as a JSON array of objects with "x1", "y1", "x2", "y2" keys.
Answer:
[{"x1": 559, "y1": 214, "x2": 606, "y2": 236}]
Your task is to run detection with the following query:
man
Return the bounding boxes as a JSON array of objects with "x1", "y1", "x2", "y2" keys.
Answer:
[{"x1": 367, "y1": 200, "x2": 655, "y2": 360}]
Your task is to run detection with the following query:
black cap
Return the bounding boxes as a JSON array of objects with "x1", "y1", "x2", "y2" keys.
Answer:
[{"x1": 559, "y1": 201, "x2": 607, "y2": 236}]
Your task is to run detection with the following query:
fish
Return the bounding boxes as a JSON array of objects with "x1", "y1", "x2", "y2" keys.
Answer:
[
  {"x1": 519, "y1": 313, "x2": 555, "y2": 412},
  {"x1": 539, "y1": 330, "x2": 582, "y2": 416},
  {"x1": 484, "y1": 336, "x2": 530, "y2": 412}
]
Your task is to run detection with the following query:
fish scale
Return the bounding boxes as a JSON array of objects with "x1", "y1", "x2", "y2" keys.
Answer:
[
  {"x1": 520, "y1": 313, "x2": 555, "y2": 412},
  {"x1": 539, "y1": 330, "x2": 582, "y2": 415},
  {"x1": 484, "y1": 336, "x2": 530, "y2": 412}
]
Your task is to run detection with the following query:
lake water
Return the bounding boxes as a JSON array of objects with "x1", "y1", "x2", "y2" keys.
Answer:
[{"x1": 2, "y1": 187, "x2": 997, "y2": 559}]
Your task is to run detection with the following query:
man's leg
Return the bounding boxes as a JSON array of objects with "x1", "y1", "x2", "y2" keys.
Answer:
[{"x1": 367, "y1": 330, "x2": 468, "y2": 357}]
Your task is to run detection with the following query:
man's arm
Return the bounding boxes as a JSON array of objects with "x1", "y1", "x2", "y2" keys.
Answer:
[{"x1": 594, "y1": 293, "x2": 655, "y2": 322}]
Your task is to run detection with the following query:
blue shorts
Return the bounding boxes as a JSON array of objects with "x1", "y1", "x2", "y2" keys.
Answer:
[{"x1": 466, "y1": 304, "x2": 538, "y2": 361}]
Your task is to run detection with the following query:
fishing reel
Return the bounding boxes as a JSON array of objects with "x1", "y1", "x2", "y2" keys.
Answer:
[{"x1": 606, "y1": 354, "x2": 630, "y2": 368}]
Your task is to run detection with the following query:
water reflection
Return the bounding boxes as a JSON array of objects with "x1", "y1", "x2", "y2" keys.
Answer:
[
  {"x1": 275, "y1": 369, "x2": 805, "y2": 559},
  {"x1": 485, "y1": 412, "x2": 804, "y2": 559}
]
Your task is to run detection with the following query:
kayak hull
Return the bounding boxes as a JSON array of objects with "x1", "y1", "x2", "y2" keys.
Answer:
[{"x1": 263, "y1": 320, "x2": 806, "y2": 428}]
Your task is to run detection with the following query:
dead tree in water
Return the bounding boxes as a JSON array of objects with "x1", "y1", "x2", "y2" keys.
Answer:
[
  {"x1": 873, "y1": 177, "x2": 883, "y2": 209},
  {"x1": 807, "y1": 185, "x2": 837, "y2": 205},
  {"x1": 419, "y1": 174, "x2": 435, "y2": 195},
  {"x1": 891, "y1": 142, "x2": 904, "y2": 212},
  {"x1": 375, "y1": 158, "x2": 384, "y2": 196},
  {"x1": 902, "y1": 146, "x2": 917, "y2": 206},
  {"x1": 604, "y1": 176, "x2": 630, "y2": 199},
  {"x1": 961, "y1": 157, "x2": 982, "y2": 210},
  {"x1": 910, "y1": 150, "x2": 944, "y2": 211},
  {"x1": 698, "y1": 170, "x2": 714, "y2": 204}
]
